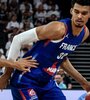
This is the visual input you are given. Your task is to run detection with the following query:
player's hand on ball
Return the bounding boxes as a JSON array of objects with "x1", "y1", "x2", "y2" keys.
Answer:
[{"x1": 14, "y1": 56, "x2": 39, "y2": 72}]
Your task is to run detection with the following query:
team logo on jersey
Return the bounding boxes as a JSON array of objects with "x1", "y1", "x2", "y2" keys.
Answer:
[
  {"x1": 44, "y1": 67, "x2": 57, "y2": 76},
  {"x1": 28, "y1": 89, "x2": 36, "y2": 96},
  {"x1": 43, "y1": 62, "x2": 57, "y2": 76},
  {"x1": 28, "y1": 89, "x2": 38, "y2": 100}
]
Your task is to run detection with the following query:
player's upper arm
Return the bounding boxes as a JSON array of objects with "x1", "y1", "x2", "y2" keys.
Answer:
[
  {"x1": 36, "y1": 21, "x2": 66, "y2": 40},
  {"x1": 82, "y1": 26, "x2": 89, "y2": 42}
]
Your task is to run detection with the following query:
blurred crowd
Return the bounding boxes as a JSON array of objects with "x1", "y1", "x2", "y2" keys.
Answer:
[
  {"x1": 0, "y1": 0, "x2": 90, "y2": 58},
  {"x1": 54, "y1": 68, "x2": 72, "y2": 90},
  {"x1": 0, "y1": 0, "x2": 62, "y2": 57}
]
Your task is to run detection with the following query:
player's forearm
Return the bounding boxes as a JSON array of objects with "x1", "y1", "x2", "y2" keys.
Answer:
[
  {"x1": 0, "y1": 59, "x2": 13, "y2": 68},
  {"x1": 0, "y1": 59, "x2": 7, "y2": 67},
  {"x1": 2, "y1": 67, "x2": 13, "y2": 80},
  {"x1": 0, "y1": 59, "x2": 14, "y2": 78},
  {"x1": 61, "y1": 58, "x2": 88, "y2": 86},
  {"x1": 5, "y1": 67, "x2": 13, "y2": 76}
]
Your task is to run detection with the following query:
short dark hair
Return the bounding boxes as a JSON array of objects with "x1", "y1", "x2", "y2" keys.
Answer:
[{"x1": 71, "y1": 0, "x2": 90, "y2": 7}]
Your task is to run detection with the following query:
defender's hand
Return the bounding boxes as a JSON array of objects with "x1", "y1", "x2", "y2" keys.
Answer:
[{"x1": 14, "y1": 56, "x2": 39, "y2": 72}]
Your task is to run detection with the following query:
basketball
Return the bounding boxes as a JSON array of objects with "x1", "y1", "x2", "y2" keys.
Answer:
[{"x1": 85, "y1": 92, "x2": 90, "y2": 100}]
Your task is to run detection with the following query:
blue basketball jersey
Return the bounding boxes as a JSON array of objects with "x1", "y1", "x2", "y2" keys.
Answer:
[{"x1": 10, "y1": 18, "x2": 86, "y2": 88}]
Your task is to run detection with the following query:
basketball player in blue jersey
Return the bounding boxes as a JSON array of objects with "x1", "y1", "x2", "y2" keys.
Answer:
[{"x1": 0, "y1": 0, "x2": 90, "y2": 100}]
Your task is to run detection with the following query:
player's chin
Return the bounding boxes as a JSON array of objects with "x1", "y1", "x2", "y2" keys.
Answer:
[{"x1": 75, "y1": 24, "x2": 84, "y2": 28}]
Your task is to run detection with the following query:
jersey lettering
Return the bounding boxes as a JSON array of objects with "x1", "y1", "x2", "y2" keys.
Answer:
[{"x1": 59, "y1": 43, "x2": 77, "y2": 51}]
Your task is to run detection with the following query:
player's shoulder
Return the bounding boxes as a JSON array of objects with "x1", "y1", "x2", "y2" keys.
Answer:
[
  {"x1": 37, "y1": 20, "x2": 67, "y2": 40},
  {"x1": 48, "y1": 21, "x2": 66, "y2": 34}
]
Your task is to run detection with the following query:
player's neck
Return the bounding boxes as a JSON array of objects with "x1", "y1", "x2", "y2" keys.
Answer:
[{"x1": 71, "y1": 22, "x2": 84, "y2": 36}]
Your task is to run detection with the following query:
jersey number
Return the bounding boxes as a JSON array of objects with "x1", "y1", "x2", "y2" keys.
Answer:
[{"x1": 57, "y1": 52, "x2": 68, "y2": 59}]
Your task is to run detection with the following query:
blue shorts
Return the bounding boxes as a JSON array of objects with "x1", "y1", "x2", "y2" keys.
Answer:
[{"x1": 10, "y1": 81, "x2": 66, "y2": 100}]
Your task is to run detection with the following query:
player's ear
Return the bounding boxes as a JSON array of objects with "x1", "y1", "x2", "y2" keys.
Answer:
[{"x1": 70, "y1": 8, "x2": 73, "y2": 15}]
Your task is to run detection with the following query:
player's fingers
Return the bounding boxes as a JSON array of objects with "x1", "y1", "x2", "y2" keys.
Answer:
[
  {"x1": 22, "y1": 62, "x2": 39, "y2": 67},
  {"x1": 22, "y1": 59, "x2": 37, "y2": 64},
  {"x1": 23, "y1": 68, "x2": 31, "y2": 72},
  {"x1": 24, "y1": 61, "x2": 38, "y2": 66},
  {"x1": 23, "y1": 56, "x2": 32, "y2": 60},
  {"x1": 27, "y1": 63, "x2": 39, "y2": 68},
  {"x1": 28, "y1": 59, "x2": 37, "y2": 62},
  {"x1": 27, "y1": 62, "x2": 39, "y2": 65},
  {"x1": 29, "y1": 65, "x2": 38, "y2": 68},
  {"x1": 22, "y1": 64, "x2": 38, "y2": 70},
  {"x1": 32, "y1": 62, "x2": 39, "y2": 65}
]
